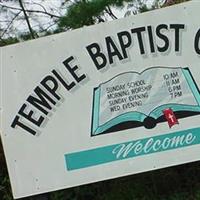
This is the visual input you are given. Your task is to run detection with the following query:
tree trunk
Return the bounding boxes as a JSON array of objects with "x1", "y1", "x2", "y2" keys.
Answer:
[{"x1": 18, "y1": 0, "x2": 35, "y2": 39}]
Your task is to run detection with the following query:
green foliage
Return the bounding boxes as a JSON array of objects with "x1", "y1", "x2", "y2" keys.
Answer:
[
  {"x1": 163, "y1": 0, "x2": 190, "y2": 7},
  {"x1": 47, "y1": 162, "x2": 200, "y2": 200},
  {"x1": 0, "y1": 171, "x2": 12, "y2": 200},
  {"x1": 58, "y1": 0, "x2": 192, "y2": 30},
  {"x1": 0, "y1": 37, "x2": 19, "y2": 47},
  {"x1": 2, "y1": 161, "x2": 200, "y2": 200},
  {"x1": 0, "y1": 2, "x2": 197, "y2": 200},
  {"x1": 137, "y1": 4, "x2": 149, "y2": 13},
  {"x1": 0, "y1": 34, "x2": 35, "y2": 47},
  {"x1": 58, "y1": 0, "x2": 133, "y2": 29}
]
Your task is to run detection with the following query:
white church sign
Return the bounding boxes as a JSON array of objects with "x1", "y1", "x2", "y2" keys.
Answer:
[{"x1": 1, "y1": 1, "x2": 200, "y2": 198}]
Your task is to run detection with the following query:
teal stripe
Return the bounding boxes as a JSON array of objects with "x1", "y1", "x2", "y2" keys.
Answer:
[
  {"x1": 150, "y1": 104, "x2": 200, "y2": 119},
  {"x1": 182, "y1": 68, "x2": 200, "y2": 105},
  {"x1": 92, "y1": 88, "x2": 101, "y2": 134},
  {"x1": 65, "y1": 127, "x2": 200, "y2": 171},
  {"x1": 94, "y1": 112, "x2": 147, "y2": 135}
]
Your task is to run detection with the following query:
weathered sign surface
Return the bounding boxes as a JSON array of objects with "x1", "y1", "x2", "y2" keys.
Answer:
[{"x1": 1, "y1": 1, "x2": 200, "y2": 198}]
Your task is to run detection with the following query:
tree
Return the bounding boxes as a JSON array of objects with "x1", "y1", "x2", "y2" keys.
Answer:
[
  {"x1": 58, "y1": 0, "x2": 163, "y2": 30},
  {"x1": 58, "y1": 0, "x2": 131, "y2": 29},
  {"x1": 163, "y1": 0, "x2": 190, "y2": 6},
  {"x1": 58, "y1": 0, "x2": 192, "y2": 30},
  {"x1": 0, "y1": 0, "x2": 164, "y2": 41},
  {"x1": 0, "y1": 0, "x2": 193, "y2": 199},
  {"x1": 0, "y1": 0, "x2": 65, "y2": 42},
  {"x1": 0, "y1": 0, "x2": 191, "y2": 47}
]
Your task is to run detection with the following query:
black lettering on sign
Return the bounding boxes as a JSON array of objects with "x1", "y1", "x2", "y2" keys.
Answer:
[
  {"x1": 86, "y1": 43, "x2": 107, "y2": 70},
  {"x1": 170, "y1": 24, "x2": 185, "y2": 52},
  {"x1": 11, "y1": 116, "x2": 37, "y2": 135},
  {"x1": 52, "y1": 69, "x2": 75, "y2": 91},
  {"x1": 18, "y1": 104, "x2": 45, "y2": 126},
  {"x1": 156, "y1": 24, "x2": 169, "y2": 52},
  {"x1": 147, "y1": 26, "x2": 155, "y2": 53},
  {"x1": 105, "y1": 36, "x2": 124, "y2": 64},
  {"x1": 63, "y1": 56, "x2": 86, "y2": 83},
  {"x1": 195, "y1": 28, "x2": 200, "y2": 55},
  {"x1": 11, "y1": 56, "x2": 87, "y2": 136},
  {"x1": 117, "y1": 31, "x2": 132, "y2": 59},
  {"x1": 41, "y1": 75, "x2": 61, "y2": 100},
  {"x1": 27, "y1": 86, "x2": 56, "y2": 115},
  {"x1": 131, "y1": 27, "x2": 146, "y2": 54}
]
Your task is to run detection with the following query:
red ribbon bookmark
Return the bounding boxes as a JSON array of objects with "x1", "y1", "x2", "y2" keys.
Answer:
[{"x1": 163, "y1": 108, "x2": 179, "y2": 128}]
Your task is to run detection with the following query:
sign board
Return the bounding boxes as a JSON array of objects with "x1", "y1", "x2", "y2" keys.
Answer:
[{"x1": 1, "y1": 1, "x2": 200, "y2": 198}]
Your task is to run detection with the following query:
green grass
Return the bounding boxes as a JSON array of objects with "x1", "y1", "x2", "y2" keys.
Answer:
[{"x1": 1, "y1": 160, "x2": 200, "y2": 200}]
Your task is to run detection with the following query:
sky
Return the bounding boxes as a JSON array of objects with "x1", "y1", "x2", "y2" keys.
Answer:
[{"x1": 0, "y1": 0, "x2": 166, "y2": 39}]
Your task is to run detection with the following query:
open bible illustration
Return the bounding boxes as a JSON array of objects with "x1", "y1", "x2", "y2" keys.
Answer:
[{"x1": 91, "y1": 67, "x2": 200, "y2": 136}]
